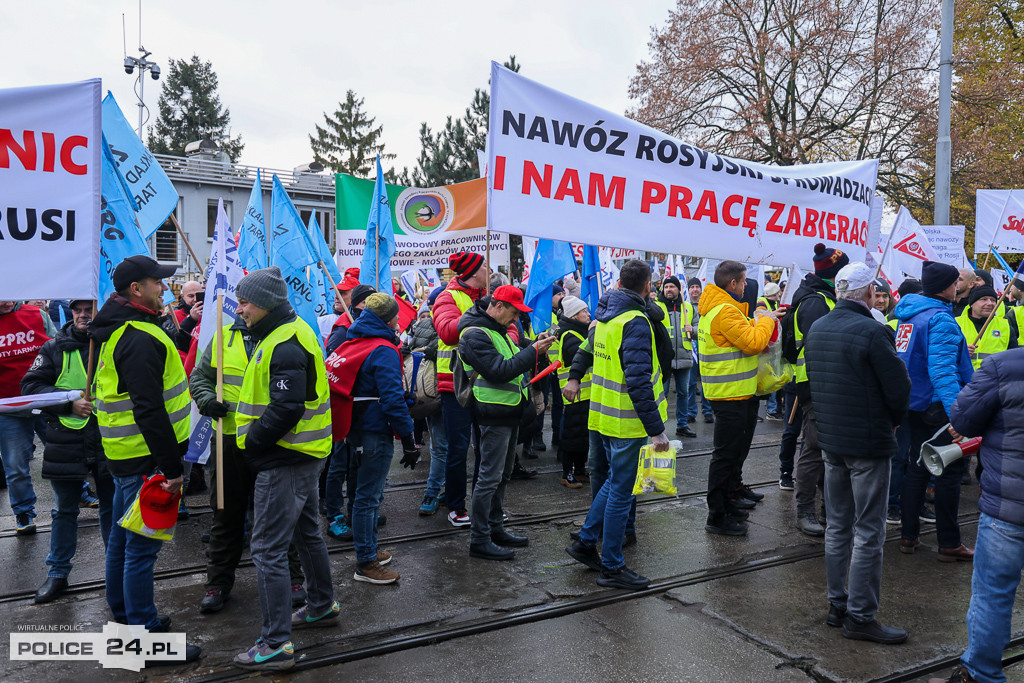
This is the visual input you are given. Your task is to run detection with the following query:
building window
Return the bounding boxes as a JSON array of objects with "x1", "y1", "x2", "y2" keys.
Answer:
[
  {"x1": 298, "y1": 208, "x2": 334, "y2": 250},
  {"x1": 153, "y1": 198, "x2": 183, "y2": 264},
  {"x1": 208, "y1": 199, "x2": 232, "y2": 239}
]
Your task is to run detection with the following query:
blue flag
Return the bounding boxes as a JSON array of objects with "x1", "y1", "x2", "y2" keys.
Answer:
[
  {"x1": 580, "y1": 244, "x2": 602, "y2": 312},
  {"x1": 360, "y1": 156, "x2": 396, "y2": 291},
  {"x1": 308, "y1": 209, "x2": 342, "y2": 285},
  {"x1": 992, "y1": 248, "x2": 1024, "y2": 283},
  {"x1": 237, "y1": 169, "x2": 267, "y2": 271},
  {"x1": 99, "y1": 134, "x2": 152, "y2": 302},
  {"x1": 269, "y1": 175, "x2": 321, "y2": 340},
  {"x1": 101, "y1": 92, "x2": 178, "y2": 237},
  {"x1": 306, "y1": 213, "x2": 333, "y2": 319},
  {"x1": 525, "y1": 239, "x2": 578, "y2": 333}
]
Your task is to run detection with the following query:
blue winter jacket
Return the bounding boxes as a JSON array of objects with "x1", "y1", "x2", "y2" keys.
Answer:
[
  {"x1": 345, "y1": 308, "x2": 414, "y2": 439},
  {"x1": 596, "y1": 288, "x2": 665, "y2": 437},
  {"x1": 893, "y1": 293, "x2": 973, "y2": 414},
  {"x1": 950, "y1": 348, "x2": 1024, "y2": 526}
]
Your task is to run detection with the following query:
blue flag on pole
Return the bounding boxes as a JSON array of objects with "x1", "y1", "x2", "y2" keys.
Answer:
[
  {"x1": 306, "y1": 213, "x2": 333, "y2": 319},
  {"x1": 99, "y1": 134, "x2": 152, "y2": 302},
  {"x1": 524, "y1": 239, "x2": 578, "y2": 333},
  {"x1": 360, "y1": 156, "x2": 396, "y2": 291},
  {"x1": 992, "y1": 248, "x2": 1024, "y2": 284},
  {"x1": 580, "y1": 244, "x2": 602, "y2": 312},
  {"x1": 269, "y1": 175, "x2": 321, "y2": 339},
  {"x1": 237, "y1": 170, "x2": 267, "y2": 271},
  {"x1": 101, "y1": 92, "x2": 178, "y2": 237},
  {"x1": 308, "y1": 210, "x2": 342, "y2": 285}
]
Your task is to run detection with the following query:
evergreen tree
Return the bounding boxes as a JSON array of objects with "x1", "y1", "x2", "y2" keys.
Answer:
[
  {"x1": 148, "y1": 55, "x2": 243, "y2": 161},
  {"x1": 309, "y1": 90, "x2": 395, "y2": 178}
]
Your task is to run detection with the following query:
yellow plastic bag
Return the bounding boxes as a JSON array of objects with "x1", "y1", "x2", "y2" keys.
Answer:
[
  {"x1": 632, "y1": 444, "x2": 678, "y2": 496},
  {"x1": 756, "y1": 343, "x2": 794, "y2": 396},
  {"x1": 118, "y1": 494, "x2": 176, "y2": 541}
]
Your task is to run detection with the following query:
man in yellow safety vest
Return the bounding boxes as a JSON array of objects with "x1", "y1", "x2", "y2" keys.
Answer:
[{"x1": 956, "y1": 285, "x2": 1019, "y2": 369}]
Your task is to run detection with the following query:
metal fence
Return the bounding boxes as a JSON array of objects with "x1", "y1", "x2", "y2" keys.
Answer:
[{"x1": 153, "y1": 154, "x2": 336, "y2": 196}]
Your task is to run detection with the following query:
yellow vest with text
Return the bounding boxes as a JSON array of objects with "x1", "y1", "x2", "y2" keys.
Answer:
[
  {"x1": 698, "y1": 303, "x2": 759, "y2": 399},
  {"x1": 654, "y1": 300, "x2": 694, "y2": 351},
  {"x1": 956, "y1": 308, "x2": 1010, "y2": 370},
  {"x1": 435, "y1": 289, "x2": 474, "y2": 377},
  {"x1": 209, "y1": 326, "x2": 249, "y2": 435},
  {"x1": 235, "y1": 320, "x2": 331, "y2": 458},
  {"x1": 55, "y1": 349, "x2": 89, "y2": 430},
  {"x1": 462, "y1": 327, "x2": 530, "y2": 406},
  {"x1": 557, "y1": 328, "x2": 592, "y2": 401},
  {"x1": 588, "y1": 310, "x2": 667, "y2": 438},
  {"x1": 794, "y1": 294, "x2": 835, "y2": 383},
  {"x1": 95, "y1": 321, "x2": 190, "y2": 460}
]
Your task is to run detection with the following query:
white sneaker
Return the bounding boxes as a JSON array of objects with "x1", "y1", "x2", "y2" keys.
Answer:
[{"x1": 447, "y1": 510, "x2": 470, "y2": 527}]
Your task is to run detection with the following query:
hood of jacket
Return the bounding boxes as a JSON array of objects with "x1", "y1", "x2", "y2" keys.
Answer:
[
  {"x1": 792, "y1": 273, "x2": 836, "y2": 308},
  {"x1": 458, "y1": 298, "x2": 509, "y2": 335},
  {"x1": 894, "y1": 293, "x2": 950, "y2": 320},
  {"x1": 557, "y1": 314, "x2": 590, "y2": 338},
  {"x1": 89, "y1": 294, "x2": 161, "y2": 343},
  {"x1": 346, "y1": 307, "x2": 400, "y2": 344},
  {"x1": 698, "y1": 283, "x2": 747, "y2": 317},
  {"x1": 597, "y1": 289, "x2": 647, "y2": 324}
]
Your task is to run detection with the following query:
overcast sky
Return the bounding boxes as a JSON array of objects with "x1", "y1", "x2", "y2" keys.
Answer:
[{"x1": 2, "y1": 1, "x2": 675, "y2": 175}]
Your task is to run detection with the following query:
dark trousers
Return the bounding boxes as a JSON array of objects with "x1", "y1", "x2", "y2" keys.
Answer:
[
  {"x1": 443, "y1": 393, "x2": 473, "y2": 513},
  {"x1": 707, "y1": 397, "x2": 760, "y2": 519},
  {"x1": 536, "y1": 375, "x2": 564, "y2": 444},
  {"x1": 901, "y1": 407, "x2": 965, "y2": 549},
  {"x1": 778, "y1": 383, "x2": 802, "y2": 477}
]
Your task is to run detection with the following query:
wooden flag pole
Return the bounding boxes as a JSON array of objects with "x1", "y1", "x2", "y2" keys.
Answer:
[
  {"x1": 874, "y1": 229, "x2": 898, "y2": 278},
  {"x1": 318, "y1": 260, "x2": 354, "y2": 326},
  {"x1": 981, "y1": 244, "x2": 994, "y2": 271},
  {"x1": 169, "y1": 214, "x2": 203, "y2": 271},
  {"x1": 970, "y1": 282, "x2": 1013, "y2": 348},
  {"x1": 215, "y1": 293, "x2": 225, "y2": 510}
]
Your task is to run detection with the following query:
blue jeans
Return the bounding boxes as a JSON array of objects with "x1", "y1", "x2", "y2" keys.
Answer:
[
  {"x1": 766, "y1": 391, "x2": 778, "y2": 414},
  {"x1": 0, "y1": 413, "x2": 38, "y2": 517},
  {"x1": 665, "y1": 367, "x2": 691, "y2": 430},
  {"x1": 442, "y1": 393, "x2": 473, "y2": 513},
  {"x1": 687, "y1": 366, "x2": 714, "y2": 418},
  {"x1": 352, "y1": 431, "x2": 394, "y2": 563},
  {"x1": 106, "y1": 474, "x2": 163, "y2": 629},
  {"x1": 424, "y1": 410, "x2": 447, "y2": 498},
  {"x1": 778, "y1": 383, "x2": 802, "y2": 477},
  {"x1": 587, "y1": 430, "x2": 635, "y2": 534},
  {"x1": 962, "y1": 513, "x2": 1024, "y2": 683},
  {"x1": 579, "y1": 435, "x2": 645, "y2": 571},
  {"x1": 48, "y1": 475, "x2": 114, "y2": 578},
  {"x1": 324, "y1": 440, "x2": 357, "y2": 520},
  {"x1": 887, "y1": 423, "x2": 911, "y2": 509}
]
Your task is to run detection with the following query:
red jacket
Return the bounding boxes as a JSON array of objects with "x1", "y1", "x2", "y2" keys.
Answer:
[{"x1": 433, "y1": 278, "x2": 519, "y2": 393}]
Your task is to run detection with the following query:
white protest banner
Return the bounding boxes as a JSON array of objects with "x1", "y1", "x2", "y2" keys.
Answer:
[
  {"x1": 486, "y1": 63, "x2": 879, "y2": 269},
  {"x1": 921, "y1": 225, "x2": 968, "y2": 268},
  {"x1": 884, "y1": 206, "x2": 939, "y2": 279},
  {"x1": 1, "y1": 80, "x2": 101, "y2": 300},
  {"x1": 976, "y1": 189, "x2": 1024, "y2": 253},
  {"x1": 521, "y1": 236, "x2": 537, "y2": 284}
]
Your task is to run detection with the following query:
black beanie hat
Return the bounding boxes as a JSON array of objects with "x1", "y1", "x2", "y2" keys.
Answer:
[
  {"x1": 663, "y1": 275, "x2": 682, "y2": 290},
  {"x1": 687, "y1": 277, "x2": 701, "y2": 288},
  {"x1": 897, "y1": 278, "x2": 923, "y2": 298},
  {"x1": 922, "y1": 261, "x2": 960, "y2": 296},
  {"x1": 973, "y1": 268, "x2": 994, "y2": 288},
  {"x1": 350, "y1": 284, "x2": 376, "y2": 308},
  {"x1": 968, "y1": 285, "x2": 998, "y2": 306},
  {"x1": 813, "y1": 243, "x2": 850, "y2": 281}
]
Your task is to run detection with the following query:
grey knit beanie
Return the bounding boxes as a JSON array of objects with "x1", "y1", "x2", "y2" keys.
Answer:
[{"x1": 236, "y1": 266, "x2": 288, "y2": 311}]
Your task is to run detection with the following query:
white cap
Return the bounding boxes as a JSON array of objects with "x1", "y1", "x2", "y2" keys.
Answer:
[
  {"x1": 560, "y1": 295, "x2": 588, "y2": 319},
  {"x1": 835, "y1": 262, "x2": 875, "y2": 292},
  {"x1": 763, "y1": 282, "x2": 781, "y2": 297}
]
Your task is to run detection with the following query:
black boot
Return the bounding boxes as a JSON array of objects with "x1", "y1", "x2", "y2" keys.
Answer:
[{"x1": 34, "y1": 577, "x2": 69, "y2": 604}]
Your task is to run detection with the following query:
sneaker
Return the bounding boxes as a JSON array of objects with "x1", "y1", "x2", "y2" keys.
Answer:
[
  {"x1": 15, "y1": 513, "x2": 36, "y2": 535},
  {"x1": 925, "y1": 485, "x2": 936, "y2": 504},
  {"x1": 827, "y1": 603, "x2": 847, "y2": 627},
  {"x1": 797, "y1": 512, "x2": 825, "y2": 537},
  {"x1": 596, "y1": 565, "x2": 650, "y2": 591},
  {"x1": 919, "y1": 504, "x2": 936, "y2": 524},
  {"x1": 765, "y1": 412, "x2": 783, "y2": 422},
  {"x1": 199, "y1": 587, "x2": 230, "y2": 614},
  {"x1": 448, "y1": 510, "x2": 470, "y2": 527},
  {"x1": 354, "y1": 560, "x2": 400, "y2": 584},
  {"x1": 511, "y1": 462, "x2": 538, "y2": 480},
  {"x1": 291, "y1": 583, "x2": 306, "y2": 607},
  {"x1": 886, "y1": 507, "x2": 901, "y2": 525},
  {"x1": 566, "y1": 539, "x2": 603, "y2": 571},
  {"x1": 327, "y1": 514, "x2": 352, "y2": 541},
  {"x1": 928, "y1": 666, "x2": 978, "y2": 683},
  {"x1": 779, "y1": 474, "x2": 795, "y2": 491},
  {"x1": 377, "y1": 549, "x2": 392, "y2": 565},
  {"x1": 233, "y1": 638, "x2": 294, "y2": 671},
  {"x1": 737, "y1": 485, "x2": 764, "y2": 502},
  {"x1": 177, "y1": 500, "x2": 190, "y2": 521},
  {"x1": 419, "y1": 494, "x2": 440, "y2": 516},
  {"x1": 292, "y1": 600, "x2": 340, "y2": 628},
  {"x1": 706, "y1": 515, "x2": 747, "y2": 536},
  {"x1": 560, "y1": 473, "x2": 583, "y2": 489},
  {"x1": 377, "y1": 514, "x2": 387, "y2": 527},
  {"x1": 79, "y1": 488, "x2": 100, "y2": 509}
]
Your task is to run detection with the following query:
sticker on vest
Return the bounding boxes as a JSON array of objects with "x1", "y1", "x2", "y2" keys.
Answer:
[
  {"x1": 254, "y1": 349, "x2": 264, "y2": 364},
  {"x1": 992, "y1": 329, "x2": 1001, "y2": 337},
  {"x1": 895, "y1": 324, "x2": 914, "y2": 353}
]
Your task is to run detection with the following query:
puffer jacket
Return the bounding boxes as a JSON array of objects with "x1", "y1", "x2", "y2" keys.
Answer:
[
  {"x1": 655, "y1": 292, "x2": 693, "y2": 370},
  {"x1": 458, "y1": 299, "x2": 540, "y2": 426},
  {"x1": 805, "y1": 299, "x2": 910, "y2": 458},
  {"x1": 697, "y1": 284, "x2": 777, "y2": 400},
  {"x1": 345, "y1": 309, "x2": 414, "y2": 438},
  {"x1": 894, "y1": 293, "x2": 973, "y2": 414},
  {"x1": 20, "y1": 321, "x2": 107, "y2": 480},
  {"x1": 790, "y1": 273, "x2": 837, "y2": 400},
  {"x1": 557, "y1": 314, "x2": 591, "y2": 454},
  {"x1": 409, "y1": 315, "x2": 439, "y2": 361},
  {"x1": 950, "y1": 348, "x2": 1024, "y2": 525}
]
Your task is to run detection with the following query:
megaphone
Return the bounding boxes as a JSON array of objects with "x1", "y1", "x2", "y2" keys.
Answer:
[{"x1": 919, "y1": 423, "x2": 982, "y2": 476}]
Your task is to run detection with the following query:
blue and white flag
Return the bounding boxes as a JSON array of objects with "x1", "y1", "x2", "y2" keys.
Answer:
[
  {"x1": 185, "y1": 199, "x2": 245, "y2": 464},
  {"x1": 269, "y1": 175, "x2": 321, "y2": 339},
  {"x1": 525, "y1": 239, "x2": 578, "y2": 333},
  {"x1": 360, "y1": 156, "x2": 396, "y2": 291},
  {"x1": 306, "y1": 213, "x2": 332, "y2": 318},
  {"x1": 237, "y1": 170, "x2": 267, "y2": 272},
  {"x1": 580, "y1": 244, "x2": 602, "y2": 312},
  {"x1": 101, "y1": 92, "x2": 177, "y2": 237},
  {"x1": 99, "y1": 134, "x2": 152, "y2": 303},
  {"x1": 400, "y1": 270, "x2": 422, "y2": 300},
  {"x1": 598, "y1": 247, "x2": 620, "y2": 291}
]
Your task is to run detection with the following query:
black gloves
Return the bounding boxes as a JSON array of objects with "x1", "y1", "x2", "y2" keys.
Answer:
[
  {"x1": 205, "y1": 400, "x2": 230, "y2": 418},
  {"x1": 400, "y1": 434, "x2": 421, "y2": 470}
]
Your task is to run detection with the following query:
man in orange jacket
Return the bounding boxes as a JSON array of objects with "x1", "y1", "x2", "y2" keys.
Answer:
[{"x1": 699, "y1": 260, "x2": 786, "y2": 536}]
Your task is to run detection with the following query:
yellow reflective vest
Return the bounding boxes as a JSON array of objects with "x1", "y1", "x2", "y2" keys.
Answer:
[
  {"x1": 654, "y1": 300, "x2": 694, "y2": 352},
  {"x1": 558, "y1": 328, "x2": 592, "y2": 401},
  {"x1": 55, "y1": 349, "x2": 89, "y2": 430},
  {"x1": 235, "y1": 320, "x2": 331, "y2": 458},
  {"x1": 209, "y1": 325, "x2": 249, "y2": 435},
  {"x1": 698, "y1": 303, "x2": 759, "y2": 399},
  {"x1": 436, "y1": 289, "x2": 474, "y2": 377},
  {"x1": 794, "y1": 294, "x2": 835, "y2": 383},
  {"x1": 956, "y1": 308, "x2": 1011, "y2": 370},
  {"x1": 588, "y1": 310, "x2": 667, "y2": 438},
  {"x1": 461, "y1": 327, "x2": 530, "y2": 406}
]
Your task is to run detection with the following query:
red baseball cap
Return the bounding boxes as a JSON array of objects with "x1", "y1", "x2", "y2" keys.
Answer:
[
  {"x1": 139, "y1": 474, "x2": 182, "y2": 530},
  {"x1": 336, "y1": 267, "x2": 361, "y2": 291},
  {"x1": 492, "y1": 285, "x2": 532, "y2": 312}
]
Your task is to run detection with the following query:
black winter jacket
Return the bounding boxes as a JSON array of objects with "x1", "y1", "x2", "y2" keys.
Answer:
[
  {"x1": 20, "y1": 322, "x2": 108, "y2": 481},
  {"x1": 557, "y1": 314, "x2": 591, "y2": 454},
  {"x1": 804, "y1": 300, "x2": 910, "y2": 458},
  {"x1": 791, "y1": 273, "x2": 837, "y2": 400},
  {"x1": 409, "y1": 315, "x2": 439, "y2": 361},
  {"x1": 458, "y1": 299, "x2": 540, "y2": 426},
  {"x1": 190, "y1": 316, "x2": 254, "y2": 415},
  {"x1": 240, "y1": 303, "x2": 323, "y2": 472},
  {"x1": 89, "y1": 295, "x2": 186, "y2": 478}
]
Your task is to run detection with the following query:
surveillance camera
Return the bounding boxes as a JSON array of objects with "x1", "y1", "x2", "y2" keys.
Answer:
[
  {"x1": 150, "y1": 64, "x2": 161, "y2": 80},
  {"x1": 123, "y1": 57, "x2": 134, "y2": 75}
]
